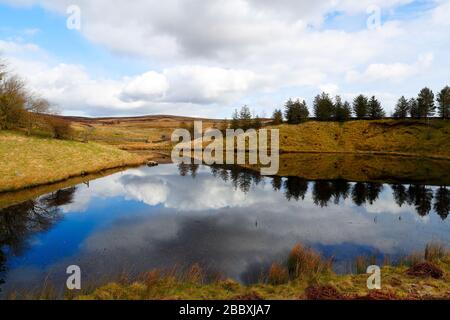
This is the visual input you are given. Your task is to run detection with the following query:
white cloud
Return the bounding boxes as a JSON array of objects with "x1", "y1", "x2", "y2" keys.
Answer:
[
  {"x1": 121, "y1": 71, "x2": 169, "y2": 102},
  {"x1": 1, "y1": 0, "x2": 449, "y2": 116},
  {"x1": 346, "y1": 53, "x2": 434, "y2": 83}
]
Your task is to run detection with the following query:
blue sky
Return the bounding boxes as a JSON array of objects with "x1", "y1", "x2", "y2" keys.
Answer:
[{"x1": 0, "y1": 0, "x2": 449, "y2": 117}]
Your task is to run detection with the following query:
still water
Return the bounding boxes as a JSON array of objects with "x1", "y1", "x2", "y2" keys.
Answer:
[{"x1": 1, "y1": 161, "x2": 449, "y2": 295}]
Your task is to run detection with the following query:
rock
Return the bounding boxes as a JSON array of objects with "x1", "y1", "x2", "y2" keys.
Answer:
[{"x1": 147, "y1": 161, "x2": 159, "y2": 167}]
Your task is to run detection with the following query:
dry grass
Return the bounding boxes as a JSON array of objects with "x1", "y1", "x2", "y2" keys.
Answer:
[
  {"x1": 272, "y1": 119, "x2": 450, "y2": 159},
  {"x1": 286, "y1": 243, "x2": 332, "y2": 280},
  {"x1": 0, "y1": 130, "x2": 145, "y2": 192},
  {"x1": 10, "y1": 242, "x2": 450, "y2": 300},
  {"x1": 267, "y1": 263, "x2": 289, "y2": 285}
]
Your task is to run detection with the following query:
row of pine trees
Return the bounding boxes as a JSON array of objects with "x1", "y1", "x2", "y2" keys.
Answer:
[{"x1": 272, "y1": 86, "x2": 450, "y2": 124}]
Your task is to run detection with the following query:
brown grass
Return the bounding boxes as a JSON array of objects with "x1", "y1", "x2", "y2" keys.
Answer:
[
  {"x1": 286, "y1": 244, "x2": 332, "y2": 280},
  {"x1": 406, "y1": 262, "x2": 444, "y2": 279},
  {"x1": 272, "y1": 119, "x2": 450, "y2": 159},
  {"x1": 304, "y1": 285, "x2": 345, "y2": 300},
  {"x1": 0, "y1": 130, "x2": 145, "y2": 192},
  {"x1": 267, "y1": 263, "x2": 289, "y2": 285}
]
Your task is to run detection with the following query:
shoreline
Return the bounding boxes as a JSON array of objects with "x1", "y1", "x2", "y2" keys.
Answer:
[{"x1": 2, "y1": 149, "x2": 450, "y2": 206}]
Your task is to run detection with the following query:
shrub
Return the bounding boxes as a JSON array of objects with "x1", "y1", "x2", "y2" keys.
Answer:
[
  {"x1": 46, "y1": 116, "x2": 73, "y2": 140},
  {"x1": 267, "y1": 263, "x2": 289, "y2": 285},
  {"x1": 286, "y1": 243, "x2": 331, "y2": 279}
]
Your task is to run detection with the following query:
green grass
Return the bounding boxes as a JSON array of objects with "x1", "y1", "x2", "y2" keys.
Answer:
[{"x1": 0, "y1": 130, "x2": 145, "y2": 192}]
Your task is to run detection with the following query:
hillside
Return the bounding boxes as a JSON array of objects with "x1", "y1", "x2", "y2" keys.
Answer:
[
  {"x1": 0, "y1": 131, "x2": 145, "y2": 193},
  {"x1": 273, "y1": 119, "x2": 450, "y2": 159}
]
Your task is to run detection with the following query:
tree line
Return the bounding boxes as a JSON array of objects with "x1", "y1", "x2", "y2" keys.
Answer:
[
  {"x1": 230, "y1": 105, "x2": 263, "y2": 130},
  {"x1": 0, "y1": 58, "x2": 72, "y2": 139},
  {"x1": 271, "y1": 86, "x2": 450, "y2": 124}
]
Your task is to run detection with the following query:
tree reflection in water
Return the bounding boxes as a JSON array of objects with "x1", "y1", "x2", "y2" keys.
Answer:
[
  {"x1": 199, "y1": 164, "x2": 449, "y2": 221},
  {"x1": 0, "y1": 187, "x2": 76, "y2": 292}
]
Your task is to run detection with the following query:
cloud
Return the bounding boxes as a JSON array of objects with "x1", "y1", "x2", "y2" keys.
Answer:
[
  {"x1": 346, "y1": 53, "x2": 434, "y2": 83},
  {"x1": 121, "y1": 71, "x2": 169, "y2": 102},
  {"x1": 0, "y1": 0, "x2": 449, "y2": 116}
]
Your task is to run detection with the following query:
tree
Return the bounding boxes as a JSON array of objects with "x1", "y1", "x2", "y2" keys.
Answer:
[
  {"x1": 334, "y1": 96, "x2": 352, "y2": 121},
  {"x1": 239, "y1": 105, "x2": 252, "y2": 130},
  {"x1": 434, "y1": 187, "x2": 449, "y2": 220},
  {"x1": 272, "y1": 109, "x2": 283, "y2": 125},
  {"x1": 437, "y1": 86, "x2": 450, "y2": 119},
  {"x1": 352, "y1": 95, "x2": 369, "y2": 119},
  {"x1": 230, "y1": 109, "x2": 240, "y2": 130},
  {"x1": 0, "y1": 76, "x2": 27, "y2": 130},
  {"x1": 417, "y1": 87, "x2": 435, "y2": 118},
  {"x1": 409, "y1": 98, "x2": 420, "y2": 119},
  {"x1": 367, "y1": 96, "x2": 385, "y2": 119},
  {"x1": 393, "y1": 96, "x2": 410, "y2": 119},
  {"x1": 313, "y1": 92, "x2": 334, "y2": 121},
  {"x1": 252, "y1": 114, "x2": 263, "y2": 130},
  {"x1": 24, "y1": 96, "x2": 50, "y2": 135},
  {"x1": 46, "y1": 116, "x2": 73, "y2": 140},
  {"x1": 284, "y1": 99, "x2": 309, "y2": 124}
]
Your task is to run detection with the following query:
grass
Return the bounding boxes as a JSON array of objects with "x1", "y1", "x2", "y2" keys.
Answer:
[
  {"x1": 272, "y1": 119, "x2": 450, "y2": 159},
  {"x1": 10, "y1": 243, "x2": 448, "y2": 300},
  {"x1": 65, "y1": 244, "x2": 450, "y2": 300},
  {"x1": 0, "y1": 130, "x2": 146, "y2": 192}
]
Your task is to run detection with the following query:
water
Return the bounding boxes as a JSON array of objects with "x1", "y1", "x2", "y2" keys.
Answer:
[{"x1": 0, "y1": 161, "x2": 449, "y2": 296}]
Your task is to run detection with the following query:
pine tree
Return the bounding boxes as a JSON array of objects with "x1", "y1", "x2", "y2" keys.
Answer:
[
  {"x1": 409, "y1": 98, "x2": 419, "y2": 119},
  {"x1": 393, "y1": 96, "x2": 410, "y2": 119},
  {"x1": 239, "y1": 105, "x2": 252, "y2": 130},
  {"x1": 272, "y1": 109, "x2": 283, "y2": 125},
  {"x1": 334, "y1": 96, "x2": 352, "y2": 121},
  {"x1": 284, "y1": 99, "x2": 309, "y2": 124},
  {"x1": 437, "y1": 86, "x2": 450, "y2": 119},
  {"x1": 284, "y1": 99, "x2": 295, "y2": 124},
  {"x1": 313, "y1": 92, "x2": 335, "y2": 121},
  {"x1": 417, "y1": 87, "x2": 435, "y2": 118},
  {"x1": 352, "y1": 95, "x2": 368, "y2": 119},
  {"x1": 297, "y1": 99, "x2": 309, "y2": 122},
  {"x1": 231, "y1": 109, "x2": 240, "y2": 129},
  {"x1": 367, "y1": 96, "x2": 385, "y2": 119}
]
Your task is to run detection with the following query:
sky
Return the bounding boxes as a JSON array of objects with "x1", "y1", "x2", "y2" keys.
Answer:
[{"x1": 0, "y1": 0, "x2": 449, "y2": 118}]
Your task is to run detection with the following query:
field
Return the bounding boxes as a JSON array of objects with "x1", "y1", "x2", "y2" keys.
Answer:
[
  {"x1": 70, "y1": 115, "x2": 226, "y2": 152},
  {"x1": 1, "y1": 117, "x2": 450, "y2": 193},
  {"x1": 0, "y1": 131, "x2": 145, "y2": 193},
  {"x1": 77, "y1": 117, "x2": 450, "y2": 160}
]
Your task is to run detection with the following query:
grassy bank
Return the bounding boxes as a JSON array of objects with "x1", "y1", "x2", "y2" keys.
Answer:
[
  {"x1": 242, "y1": 153, "x2": 450, "y2": 186},
  {"x1": 21, "y1": 243, "x2": 448, "y2": 300},
  {"x1": 274, "y1": 119, "x2": 450, "y2": 159},
  {"x1": 0, "y1": 131, "x2": 146, "y2": 192}
]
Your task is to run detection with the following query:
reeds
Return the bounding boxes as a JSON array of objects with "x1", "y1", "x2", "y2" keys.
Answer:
[{"x1": 286, "y1": 243, "x2": 332, "y2": 280}]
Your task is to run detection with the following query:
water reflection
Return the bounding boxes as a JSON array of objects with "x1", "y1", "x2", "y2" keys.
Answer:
[
  {"x1": 205, "y1": 164, "x2": 449, "y2": 220},
  {"x1": 0, "y1": 188, "x2": 75, "y2": 292},
  {"x1": 0, "y1": 163, "x2": 449, "y2": 295}
]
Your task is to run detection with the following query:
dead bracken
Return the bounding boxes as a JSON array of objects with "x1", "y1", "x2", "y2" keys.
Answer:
[
  {"x1": 304, "y1": 285, "x2": 345, "y2": 300},
  {"x1": 406, "y1": 262, "x2": 444, "y2": 279}
]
